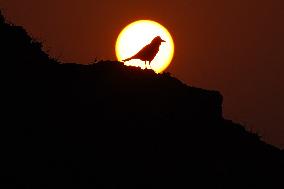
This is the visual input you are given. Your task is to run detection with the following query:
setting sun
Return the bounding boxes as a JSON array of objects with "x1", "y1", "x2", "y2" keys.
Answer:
[{"x1": 115, "y1": 20, "x2": 174, "y2": 73}]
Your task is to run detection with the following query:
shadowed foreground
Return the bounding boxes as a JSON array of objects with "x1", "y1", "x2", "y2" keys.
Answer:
[{"x1": 1, "y1": 12, "x2": 283, "y2": 189}]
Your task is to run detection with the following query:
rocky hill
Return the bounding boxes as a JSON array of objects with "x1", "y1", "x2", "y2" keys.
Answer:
[{"x1": 0, "y1": 11, "x2": 283, "y2": 189}]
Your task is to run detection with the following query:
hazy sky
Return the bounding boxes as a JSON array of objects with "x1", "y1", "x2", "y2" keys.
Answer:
[{"x1": 1, "y1": 0, "x2": 283, "y2": 148}]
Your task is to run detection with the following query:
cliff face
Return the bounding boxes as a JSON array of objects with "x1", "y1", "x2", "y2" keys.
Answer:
[{"x1": 0, "y1": 11, "x2": 283, "y2": 189}]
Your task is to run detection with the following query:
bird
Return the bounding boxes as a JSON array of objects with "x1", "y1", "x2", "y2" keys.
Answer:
[{"x1": 122, "y1": 36, "x2": 166, "y2": 68}]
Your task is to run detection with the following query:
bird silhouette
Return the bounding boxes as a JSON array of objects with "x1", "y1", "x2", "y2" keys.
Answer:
[{"x1": 122, "y1": 36, "x2": 165, "y2": 68}]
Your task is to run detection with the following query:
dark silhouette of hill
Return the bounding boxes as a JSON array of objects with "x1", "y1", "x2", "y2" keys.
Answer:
[{"x1": 0, "y1": 11, "x2": 283, "y2": 189}]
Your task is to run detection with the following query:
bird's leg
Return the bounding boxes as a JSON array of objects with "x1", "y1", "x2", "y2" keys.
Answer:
[
  {"x1": 149, "y1": 61, "x2": 152, "y2": 69},
  {"x1": 145, "y1": 61, "x2": 147, "y2": 69}
]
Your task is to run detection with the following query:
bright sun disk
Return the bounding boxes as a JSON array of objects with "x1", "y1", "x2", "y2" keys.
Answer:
[{"x1": 115, "y1": 20, "x2": 174, "y2": 73}]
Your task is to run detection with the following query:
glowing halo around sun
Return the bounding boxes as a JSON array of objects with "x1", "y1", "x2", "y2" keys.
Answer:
[{"x1": 115, "y1": 20, "x2": 174, "y2": 73}]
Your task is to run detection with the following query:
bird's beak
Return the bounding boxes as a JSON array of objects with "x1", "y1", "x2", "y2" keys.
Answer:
[{"x1": 162, "y1": 39, "x2": 166, "y2": 42}]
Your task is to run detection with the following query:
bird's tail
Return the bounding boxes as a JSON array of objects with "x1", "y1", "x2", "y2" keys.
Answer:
[{"x1": 122, "y1": 57, "x2": 133, "y2": 62}]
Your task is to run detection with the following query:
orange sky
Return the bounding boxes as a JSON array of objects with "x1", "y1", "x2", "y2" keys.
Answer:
[{"x1": 1, "y1": 0, "x2": 284, "y2": 148}]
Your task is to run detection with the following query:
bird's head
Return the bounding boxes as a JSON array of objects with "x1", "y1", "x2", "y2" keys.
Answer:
[{"x1": 151, "y1": 36, "x2": 166, "y2": 45}]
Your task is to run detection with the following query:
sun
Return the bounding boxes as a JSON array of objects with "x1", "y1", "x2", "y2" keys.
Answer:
[{"x1": 115, "y1": 20, "x2": 174, "y2": 73}]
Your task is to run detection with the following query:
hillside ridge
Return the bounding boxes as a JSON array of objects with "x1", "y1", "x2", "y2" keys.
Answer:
[{"x1": 1, "y1": 10, "x2": 283, "y2": 189}]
